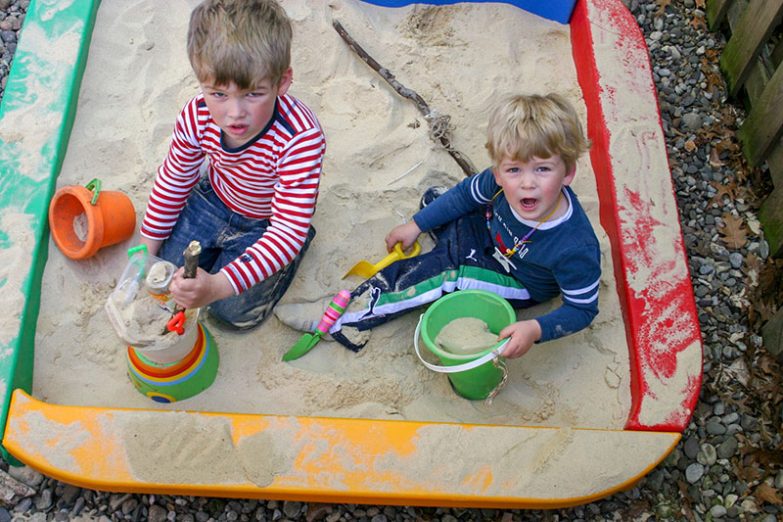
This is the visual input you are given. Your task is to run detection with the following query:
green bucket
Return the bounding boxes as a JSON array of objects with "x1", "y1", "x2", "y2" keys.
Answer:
[{"x1": 415, "y1": 290, "x2": 516, "y2": 400}]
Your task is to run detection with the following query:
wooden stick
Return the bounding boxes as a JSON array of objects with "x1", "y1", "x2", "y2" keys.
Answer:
[
  {"x1": 183, "y1": 240, "x2": 202, "y2": 279},
  {"x1": 162, "y1": 240, "x2": 201, "y2": 335},
  {"x1": 332, "y1": 19, "x2": 477, "y2": 177}
]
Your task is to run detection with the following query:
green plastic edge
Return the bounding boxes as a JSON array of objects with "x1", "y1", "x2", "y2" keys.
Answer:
[{"x1": 0, "y1": 0, "x2": 101, "y2": 463}]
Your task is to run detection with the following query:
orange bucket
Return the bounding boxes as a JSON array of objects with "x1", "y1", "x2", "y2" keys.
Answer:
[{"x1": 48, "y1": 178, "x2": 136, "y2": 260}]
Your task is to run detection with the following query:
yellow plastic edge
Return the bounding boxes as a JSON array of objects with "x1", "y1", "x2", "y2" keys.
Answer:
[{"x1": 4, "y1": 389, "x2": 679, "y2": 509}]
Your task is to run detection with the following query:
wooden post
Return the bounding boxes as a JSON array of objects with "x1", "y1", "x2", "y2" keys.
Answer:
[
  {"x1": 719, "y1": 0, "x2": 783, "y2": 97},
  {"x1": 706, "y1": 0, "x2": 733, "y2": 30},
  {"x1": 759, "y1": 186, "x2": 783, "y2": 259},
  {"x1": 737, "y1": 64, "x2": 783, "y2": 167}
]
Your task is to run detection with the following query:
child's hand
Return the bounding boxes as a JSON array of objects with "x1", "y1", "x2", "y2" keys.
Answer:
[
  {"x1": 497, "y1": 319, "x2": 542, "y2": 359},
  {"x1": 168, "y1": 267, "x2": 234, "y2": 309},
  {"x1": 385, "y1": 221, "x2": 422, "y2": 252}
]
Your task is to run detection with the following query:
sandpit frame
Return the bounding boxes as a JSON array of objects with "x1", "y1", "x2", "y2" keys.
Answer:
[{"x1": 0, "y1": 0, "x2": 701, "y2": 508}]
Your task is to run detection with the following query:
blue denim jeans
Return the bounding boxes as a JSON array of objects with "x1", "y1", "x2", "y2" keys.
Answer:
[{"x1": 158, "y1": 178, "x2": 315, "y2": 330}]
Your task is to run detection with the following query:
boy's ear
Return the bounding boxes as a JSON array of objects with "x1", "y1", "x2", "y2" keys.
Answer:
[
  {"x1": 277, "y1": 67, "x2": 293, "y2": 96},
  {"x1": 491, "y1": 166, "x2": 502, "y2": 184},
  {"x1": 563, "y1": 164, "x2": 577, "y2": 186}
]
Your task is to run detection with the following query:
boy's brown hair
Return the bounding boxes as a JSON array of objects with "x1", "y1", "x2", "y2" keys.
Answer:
[
  {"x1": 187, "y1": 0, "x2": 292, "y2": 89},
  {"x1": 485, "y1": 93, "x2": 590, "y2": 171}
]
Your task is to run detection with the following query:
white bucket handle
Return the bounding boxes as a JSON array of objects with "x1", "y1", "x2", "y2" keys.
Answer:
[{"x1": 413, "y1": 314, "x2": 508, "y2": 374}]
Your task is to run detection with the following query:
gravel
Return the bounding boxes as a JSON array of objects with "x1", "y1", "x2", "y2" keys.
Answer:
[{"x1": 2, "y1": 0, "x2": 781, "y2": 520}]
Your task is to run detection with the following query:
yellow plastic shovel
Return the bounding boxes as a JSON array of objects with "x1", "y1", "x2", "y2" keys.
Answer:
[{"x1": 342, "y1": 241, "x2": 422, "y2": 279}]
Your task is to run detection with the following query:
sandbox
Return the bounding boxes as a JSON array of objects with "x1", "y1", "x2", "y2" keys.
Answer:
[{"x1": 0, "y1": 0, "x2": 702, "y2": 508}]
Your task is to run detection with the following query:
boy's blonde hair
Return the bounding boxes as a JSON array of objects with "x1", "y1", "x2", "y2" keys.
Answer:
[
  {"x1": 188, "y1": 0, "x2": 292, "y2": 89},
  {"x1": 485, "y1": 93, "x2": 590, "y2": 172}
]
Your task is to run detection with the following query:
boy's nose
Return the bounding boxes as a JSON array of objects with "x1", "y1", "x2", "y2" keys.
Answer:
[
  {"x1": 519, "y1": 171, "x2": 536, "y2": 188},
  {"x1": 227, "y1": 99, "x2": 246, "y2": 117}
]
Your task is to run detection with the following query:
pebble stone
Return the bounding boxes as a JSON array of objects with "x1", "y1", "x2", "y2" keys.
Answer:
[
  {"x1": 718, "y1": 436, "x2": 739, "y2": 460},
  {"x1": 0, "y1": 0, "x2": 780, "y2": 520},
  {"x1": 686, "y1": 463, "x2": 705, "y2": 484}
]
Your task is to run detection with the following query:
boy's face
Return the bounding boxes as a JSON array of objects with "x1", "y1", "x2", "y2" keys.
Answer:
[
  {"x1": 492, "y1": 155, "x2": 576, "y2": 222},
  {"x1": 200, "y1": 68, "x2": 292, "y2": 149}
]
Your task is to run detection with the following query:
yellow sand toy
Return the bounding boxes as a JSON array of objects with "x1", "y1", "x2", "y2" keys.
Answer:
[{"x1": 343, "y1": 241, "x2": 422, "y2": 279}]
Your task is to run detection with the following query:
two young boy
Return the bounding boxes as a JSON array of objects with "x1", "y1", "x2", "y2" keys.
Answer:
[{"x1": 142, "y1": 0, "x2": 601, "y2": 357}]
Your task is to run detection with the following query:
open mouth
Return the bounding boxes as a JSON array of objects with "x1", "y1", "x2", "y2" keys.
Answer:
[{"x1": 520, "y1": 198, "x2": 538, "y2": 210}]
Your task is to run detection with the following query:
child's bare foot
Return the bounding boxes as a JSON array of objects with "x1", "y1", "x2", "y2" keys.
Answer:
[
  {"x1": 274, "y1": 298, "x2": 371, "y2": 347},
  {"x1": 273, "y1": 297, "x2": 329, "y2": 333}
]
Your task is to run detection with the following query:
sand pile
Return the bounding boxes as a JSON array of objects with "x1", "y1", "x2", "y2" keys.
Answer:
[{"x1": 34, "y1": 0, "x2": 631, "y2": 429}]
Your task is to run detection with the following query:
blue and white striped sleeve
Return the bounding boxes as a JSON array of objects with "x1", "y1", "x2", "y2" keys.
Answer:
[
  {"x1": 413, "y1": 168, "x2": 496, "y2": 232},
  {"x1": 536, "y1": 244, "x2": 601, "y2": 342}
]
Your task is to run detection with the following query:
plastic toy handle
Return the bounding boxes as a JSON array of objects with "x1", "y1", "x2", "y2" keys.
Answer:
[
  {"x1": 127, "y1": 244, "x2": 148, "y2": 259},
  {"x1": 314, "y1": 290, "x2": 351, "y2": 335},
  {"x1": 167, "y1": 311, "x2": 186, "y2": 335},
  {"x1": 394, "y1": 240, "x2": 422, "y2": 260},
  {"x1": 372, "y1": 241, "x2": 422, "y2": 273},
  {"x1": 84, "y1": 178, "x2": 102, "y2": 205}
]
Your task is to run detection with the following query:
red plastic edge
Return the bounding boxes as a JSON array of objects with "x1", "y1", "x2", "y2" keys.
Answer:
[{"x1": 570, "y1": 0, "x2": 703, "y2": 432}]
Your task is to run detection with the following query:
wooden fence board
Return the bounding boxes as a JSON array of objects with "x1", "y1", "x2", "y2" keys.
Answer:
[
  {"x1": 725, "y1": 0, "x2": 748, "y2": 32},
  {"x1": 709, "y1": 0, "x2": 783, "y2": 363},
  {"x1": 744, "y1": 51, "x2": 773, "y2": 102},
  {"x1": 720, "y1": 0, "x2": 783, "y2": 96},
  {"x1": 707, "y1": 0, "x2": 733, "y2": 29},
  {"x1": 760, "y1": 186, "x2": 783, "y2": 259},
  {"x1": 742, "y1": 12, "x2": 782, "y2": 102},
  {"x1": 768, "y1": 138, "x2": 783, "y2": 188},
  {"x1": 738, "y1": 61, "x2": 783, "y2": 166},
  {"x1": 772, "y1": 38, "x2": 783, "y2": 70}
]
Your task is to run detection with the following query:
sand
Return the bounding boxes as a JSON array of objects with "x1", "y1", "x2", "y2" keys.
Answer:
[
  {"x1": 33, "y1": 0, "x2": 631, "y2": 429},
  {"x1": 435, "y1": 317, "x2": 500, "y2": 355}
]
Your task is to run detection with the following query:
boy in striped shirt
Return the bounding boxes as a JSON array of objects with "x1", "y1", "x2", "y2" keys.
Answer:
[
  {"x1": 277, "y1": 94, "x2": 601, "y2": 358},
  {"x1": 139, "y1": 0, "x2": 325, "y2": 330}
]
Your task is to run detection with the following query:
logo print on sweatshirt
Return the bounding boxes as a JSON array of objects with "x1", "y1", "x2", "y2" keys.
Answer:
[
  {"x1": 361, "y1": 286, "x2": 383, "y2": 319},
  {"x1": 495, "y1": 232, "x2": 510, "y2": 253},
  {"x1": 492, "y1": 247, "x2": 516, "y2": 273},
  {"x1": 495, "y1": 229, "x2": 530, "y2": 261}
]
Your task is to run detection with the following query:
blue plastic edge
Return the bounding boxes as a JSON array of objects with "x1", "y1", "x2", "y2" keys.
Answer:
[{"x1": 358, "y1": 0, "x2": 577, "y2": 24}]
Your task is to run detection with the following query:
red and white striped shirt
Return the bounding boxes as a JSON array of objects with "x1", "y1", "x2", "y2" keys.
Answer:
[{"x1": 141, "y1": 93, "x2": 326, "y2": 294}]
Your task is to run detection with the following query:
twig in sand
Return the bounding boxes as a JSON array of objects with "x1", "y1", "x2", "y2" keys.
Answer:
[
  {"x1": 387, "y1": 160, "x2": 423, "y2": 186},
  {"x1": 332, "y1": 19, "x2": 477, "y2": 177}
]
